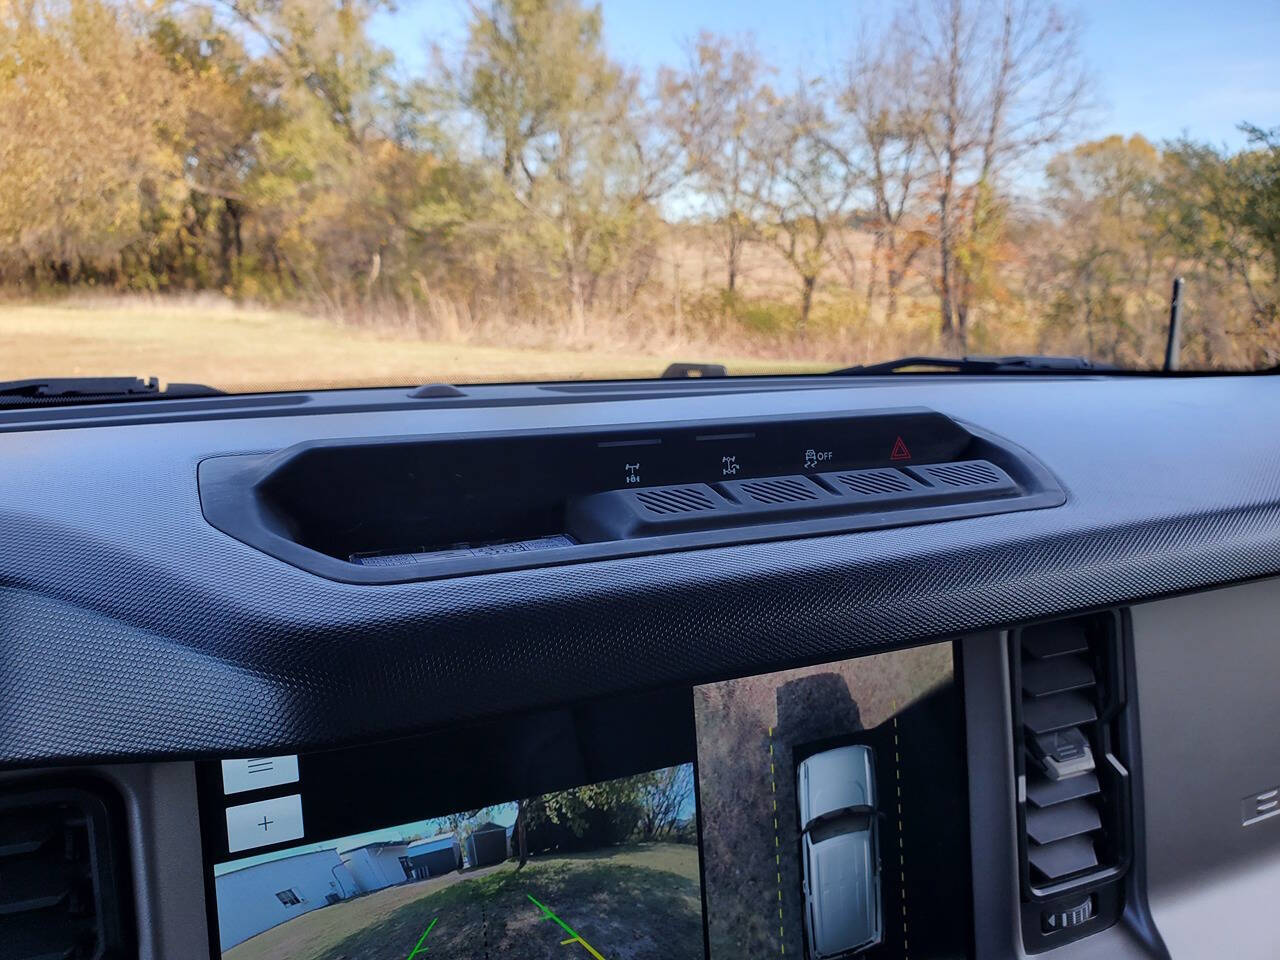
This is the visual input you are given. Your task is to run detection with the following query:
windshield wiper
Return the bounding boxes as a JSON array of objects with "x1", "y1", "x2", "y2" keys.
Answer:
[
  {"x1": 0, "y1": 376, "x2": 223, "y2": 406},
  {"x1": 828, "y1": 354, "x2": 1110, "y2": 375}
]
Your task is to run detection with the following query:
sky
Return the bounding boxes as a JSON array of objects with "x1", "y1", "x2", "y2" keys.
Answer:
[{"x1": 369, "y1": 0, "x2": 1280, "y2": 152}]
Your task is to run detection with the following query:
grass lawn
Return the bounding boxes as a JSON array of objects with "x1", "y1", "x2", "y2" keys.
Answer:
[
  {"x1": 224, "y1": 843, "x2": 703, "y2": 960},
  {"x1": 0, "y1": 298, "x2": 822, "y2": 392}
]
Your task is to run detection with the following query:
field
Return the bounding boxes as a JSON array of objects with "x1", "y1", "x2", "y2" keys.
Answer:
[
  {"x1": 224, "y1": 844, "x2": 702, "y2": 960},
  {"x1": 0, "y1": 297, "x2": 826, "y2": 393}
]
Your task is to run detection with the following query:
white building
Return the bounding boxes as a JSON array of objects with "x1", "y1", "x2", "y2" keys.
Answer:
[
  {"x1": 215, "y1": 848, "x2": 356, "y2": 950},
  {"x1": 340, "y1": 840, "x2": 411, "y2": 893}
]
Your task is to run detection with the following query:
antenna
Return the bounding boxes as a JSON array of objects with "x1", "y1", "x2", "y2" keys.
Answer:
[{"x1": 1163, "y1": 277, "x2": 1184, "y2": 372}]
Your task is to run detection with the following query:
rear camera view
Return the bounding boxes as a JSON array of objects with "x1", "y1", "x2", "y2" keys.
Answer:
[
  {"x1": 695, "y1": 644, "x2": 973, "y2": 959},
  {"x1": 214, "y1": 765, "x2": 701, "y2": 960}
]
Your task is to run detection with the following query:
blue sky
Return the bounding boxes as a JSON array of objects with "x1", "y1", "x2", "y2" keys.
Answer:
[{"x1": 370, "y1": 0, "x2": 1280, "y2": 151}]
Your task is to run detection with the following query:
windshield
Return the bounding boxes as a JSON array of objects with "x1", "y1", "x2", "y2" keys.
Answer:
[{"x1": 1, "y1": 0, "x2": 1277, "y2": 392}]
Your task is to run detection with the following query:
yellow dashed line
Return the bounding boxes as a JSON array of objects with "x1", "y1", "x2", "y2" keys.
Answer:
[
  {"x1": 769, "y1": 724, "x2": 786, "y2": 957},
  {"x1": 894, "y1": 715, "x2": 910, "y2": 960}
]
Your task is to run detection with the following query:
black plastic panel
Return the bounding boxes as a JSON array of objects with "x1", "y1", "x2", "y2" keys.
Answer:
[{"x1": 197, "y1": 408, "x2": 1063, "y2": 582}]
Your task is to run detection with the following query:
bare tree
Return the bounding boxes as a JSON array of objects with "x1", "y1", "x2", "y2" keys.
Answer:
[
  {"x1": 637, "y1": 766, "x2": 694, "y2": 840},
  {"x1": 660, "y1": 32, "x2": 771, "y2": 294},
  {"x1": 751, "y1": 80, "x2": 857, "y2": 332},
  {"x1": 840, "y1": 34, "x2": 929, "y2": 321},
  {"x1": 907, "y1": 0, "x2": 1087, "y2": 349}
]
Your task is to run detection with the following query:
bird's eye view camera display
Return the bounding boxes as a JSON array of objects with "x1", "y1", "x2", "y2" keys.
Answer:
[
  {"x1": 211, "y1": 764, "x2": 702, "y2": 960},
  {"x1": 695, "y1": 643, "x2": 973, "y2": 959}
]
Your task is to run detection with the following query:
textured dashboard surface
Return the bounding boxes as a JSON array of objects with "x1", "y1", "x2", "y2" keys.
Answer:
[{"x1": 2, "y1": 375, "x2": 1280, "y2": 765}]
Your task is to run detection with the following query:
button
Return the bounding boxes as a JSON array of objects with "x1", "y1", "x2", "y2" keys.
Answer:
[
  {"x1": 1042, "y1": 895, "x2": 1094, "y2": 932},
  {"x1": 221, "y1": 755, "x2": 300, "y2": 795},
  {"x1": 1030, "y1": 728, "x2": 1095, "y2": 780},
  {"x1": 226, "y1": 794, "x2": 304, "y2": 853}
]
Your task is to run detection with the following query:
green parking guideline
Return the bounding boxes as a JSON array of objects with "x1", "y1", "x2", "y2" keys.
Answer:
[
  {"x1": 528, "y1": 894, "x2": 608, "y2": 960},
  {"x1": 405, "y1": 916, "x2": 438, "y2": 958}
]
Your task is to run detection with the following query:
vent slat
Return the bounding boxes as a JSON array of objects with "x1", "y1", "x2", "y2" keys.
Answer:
[
  {"x1": 0, "y1": 858, "x2": 78, "y2": 915},
  {"x1": 0, "y1": 909, "x2": 83, "y2": 960},
  {"x1": 1022, "y1": 622, "x2": 1090, "y2": 659},
  {"x1": 0, "y1": 815, "x2": 55, "y2": 858},
  {"x1": 1028, "y1": 835, "x2": 1099, "y2": 882},
  {"x1": 1022, "y1": 656, "x2": 1095, "y2": 698},
  {"x1": 1022, "y1": 692, "x2": 1097, "y2": 736},
  {"x1": 1026, "y1": 798, "x2": 1102, "y2": 844},
  {"x1": 1026, "y1": 770, "x2": 1100, "y2": 808}
]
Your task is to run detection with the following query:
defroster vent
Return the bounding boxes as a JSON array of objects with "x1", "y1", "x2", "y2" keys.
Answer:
[
  {"x1": 916, "y1": 459, "x2": 1008, "y2": 490},
  {"x1": 735, "y1": 476, "x2": 823, "y2": 504},
  {"x1": 0, "y1": 784, "x2": 132, "y2": 960},
  {"x1": 635, "y1": 486, "x2": 717, "y2": 515},
  {"x1": 828, "y1": 469, "x2": 914, "y2": 496}
]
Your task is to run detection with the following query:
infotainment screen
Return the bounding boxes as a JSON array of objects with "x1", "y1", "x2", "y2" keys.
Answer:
[{"x1": 197, "y1": 645, "x2": 972, "y2": 959}]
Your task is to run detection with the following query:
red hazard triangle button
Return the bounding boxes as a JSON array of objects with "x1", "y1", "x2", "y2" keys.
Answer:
[{"x1": 890, "y1": 436, "x2": 912, "y2": 461}]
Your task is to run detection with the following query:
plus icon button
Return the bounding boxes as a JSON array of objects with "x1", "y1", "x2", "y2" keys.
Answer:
[{"x1": 227, "y1": 794, "x2": 303, "y2": 853}]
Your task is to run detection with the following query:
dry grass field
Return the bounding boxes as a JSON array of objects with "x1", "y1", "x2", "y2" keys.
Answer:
[{"x1": 0, "y1": 296, "x2": 827, "y2": 393}]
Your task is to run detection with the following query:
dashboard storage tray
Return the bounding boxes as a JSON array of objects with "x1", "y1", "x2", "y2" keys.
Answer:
[{"x1": 198, "y1": 407, "x2": 1065, "y2": 582}]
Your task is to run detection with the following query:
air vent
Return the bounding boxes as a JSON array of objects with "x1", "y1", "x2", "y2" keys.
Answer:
[
  {"x1": 828, "y1": 469, "x2": 913, "y2": 496},
  {"x1": 910, "y1": 458, "x2": 1014, "y2": 496},
  {"x1": 1011, "y1": 613, "x2": 1133, "y2": 952},
  {"x1": 0, "y1": 785, "x2": 132, "y2": 960},
  {"x1": 735, "y1": 477, "x2": 822, "y2": 504},
  {"x1": 635, "y1": 486, "x2": 717, "y2": 515}
]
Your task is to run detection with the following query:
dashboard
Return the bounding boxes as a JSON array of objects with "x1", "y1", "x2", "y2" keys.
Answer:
[{"x1": 2, "y1": 372, "x2": 1280, "y2": 960}]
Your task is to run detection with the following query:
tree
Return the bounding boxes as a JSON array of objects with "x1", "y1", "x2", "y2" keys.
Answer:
[
  {"x1": 750, "y1": 80, "x2": 856, "y2": 331},
  {"x1": 0, "y1": 0, "x2": 187, "y2": 284},
  {"x1": 660, "y1": 32, "x2": 771, "y2": 294},
  {"x1": 840, "y1": 35, "x2": 929, "y2": 321},
  {"x1": 1038, "y1": 135, "x2": 1167, "y2": 363},
  {"x1": 1162, "y1": 125, "x2": 1280, "y2": 364},
  {"x1": 453, "y1": 0, "x2": 668, "y2": 335},
  {"x1": 906, "y1": 0, "x2": 1087, "y2": 350},
  {"x1": 636, "y1": 766, "x2": 694, "y2": 840}
]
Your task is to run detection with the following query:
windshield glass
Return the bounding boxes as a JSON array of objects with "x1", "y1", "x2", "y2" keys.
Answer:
[{"x1": 2, "y1": 0, "x2": 1277, "y2": 392}]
